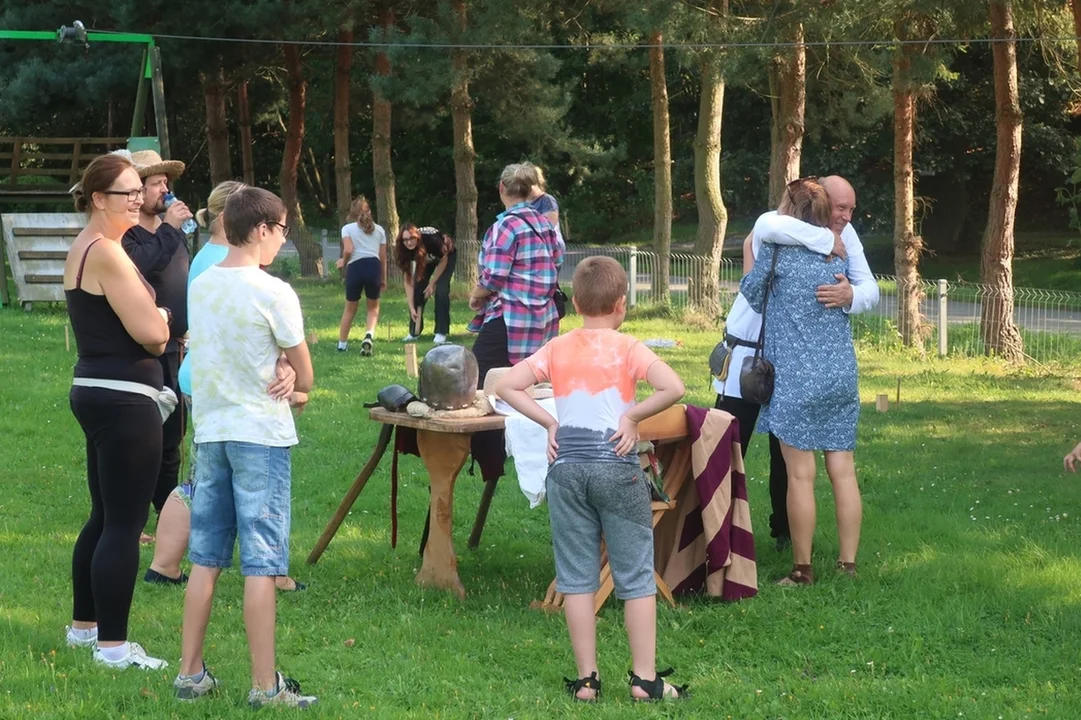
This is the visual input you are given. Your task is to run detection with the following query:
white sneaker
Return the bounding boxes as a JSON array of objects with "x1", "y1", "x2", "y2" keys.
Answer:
[
  {"x1": 174, "y1": 664, "x2": 220, "y2": 700},
  {"x1": 401, "y1": 334, "x2": 419, "y2": 343},
  {"x1": 248, "y1": 672, "x2": 317, "y2": 709},
  {"x1": 65, "y1": 625, "x2": 97, "y2": 649},
  {"x1": 433, "y1": 333, "x2": 448, "y2": 344},
  {"x1": 93, "y1": 642, "x2": 169, "y2": 670}
]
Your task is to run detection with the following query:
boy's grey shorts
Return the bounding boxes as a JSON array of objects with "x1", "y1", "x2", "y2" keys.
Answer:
[{"x1": 546, "y1": 460, "x2": 656, "y2": 600}]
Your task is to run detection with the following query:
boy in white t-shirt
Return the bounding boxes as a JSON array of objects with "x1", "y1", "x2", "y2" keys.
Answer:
[{"x1": 175, "y1": 187, "x2": 316, "y2": 708}]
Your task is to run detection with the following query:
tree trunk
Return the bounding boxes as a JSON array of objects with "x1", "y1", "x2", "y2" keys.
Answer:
[
  {"x1": 237, "y1": 79, "x2": 255, "y2": 185},
  {"x1": 689, "y1": 56, "x2": 727, "y2": 317},
  {"x1": 892, "y1": 39, "x2": 924, "y2": 347},
  {"x1": 452, "y1": 0, "x2": 479, "y2": 288},
  {"x1": 373, "y1": 4, "x2": 400, "y2": 243},
  {"x1": 334, "y1": 23, "x2": 353, "y2": 224},
  {"x1": 202, "y1": 59, "x2": 232, "y2": 186},
  {"x1": 767, "y1": 24, "x2": 806, "y2": 208},
  {"x1": 649, "y1": 32, "x2": 672, "y2": 304},
  {"x1": 301, "y1": 145, "x2": 331, "y2": 212},
  {"x1": 280, "y1": 44, "x2": 322, "y2": 277},
  {"x1": 979, "y1": 0, "x2": 1024, "y2": 362},
  {"x1": 1072, "y1": 0, "x2": 1081, "y2": 70}
]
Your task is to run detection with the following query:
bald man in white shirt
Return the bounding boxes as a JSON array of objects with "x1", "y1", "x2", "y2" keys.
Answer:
[{"x1": 715, "y1": 175, "x2": 880, "y2": 550}]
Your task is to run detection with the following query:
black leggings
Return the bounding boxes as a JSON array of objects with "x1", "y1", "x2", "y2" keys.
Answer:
[
  {"x1": 70, "y1": 387, "x2": 162, "y2": 641},
  {"x1": 714, "y1": 394, "x2": 790, "y2": 540},
  {"x1": 153, "y1": 350, "x2": 183, "y2": 514},
  {"x1": 470, "y1": 316, "x2": 512, "y2": 470},
  {"x1": 410, "y1": 251, "x2": 456, "y2": 337}
]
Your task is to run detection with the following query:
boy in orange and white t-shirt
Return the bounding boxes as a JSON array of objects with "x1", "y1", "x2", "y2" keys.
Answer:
[{"x1": 495, "y1": 256, "x2": 688, "y2": 702}]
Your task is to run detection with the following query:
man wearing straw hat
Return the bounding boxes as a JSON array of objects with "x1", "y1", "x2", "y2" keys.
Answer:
[{"x1": 122, "y1": 150, "x2": 195, "y2": 552}]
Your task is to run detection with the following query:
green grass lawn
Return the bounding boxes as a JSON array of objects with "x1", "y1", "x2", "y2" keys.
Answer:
[{"x1": 2, "y1": 281, "x2": 1081, "y2": 718}]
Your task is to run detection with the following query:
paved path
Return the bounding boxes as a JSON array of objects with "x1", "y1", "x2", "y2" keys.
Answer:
[
  {"x1": 873, "y1": 294, "x2": 1081, "y2": 335},
  {"x1": 636, "y1": 275, "x2": 1081, "y2": 335}
]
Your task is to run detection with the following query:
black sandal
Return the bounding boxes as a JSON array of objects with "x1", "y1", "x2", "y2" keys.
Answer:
[
  {"x1": 564, "y1": 671, "x2": 601, "y2": 702},
  {"x1": 629, "y1": 667, "x2": 690, "y2": 701}
]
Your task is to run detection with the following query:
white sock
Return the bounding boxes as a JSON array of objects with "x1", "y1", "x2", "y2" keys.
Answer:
[
  {"x1": 97, "y1": 642, "x2": 130, "y2": 661},
  {"x1": 337, "y1": 341, "x2": 348, "y2": 350},
  {"x1": 180, "y1": 664, "x2": 206, "y2": 682},
  {"x1": 70, "y1": 627, "x2": 96, "y2": 640}
]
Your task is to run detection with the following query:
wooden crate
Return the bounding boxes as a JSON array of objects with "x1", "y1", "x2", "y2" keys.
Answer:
[
  {"x1": 1, "y1": 213, "x2": 84, "y2": 310},
  {"x1": 0, "y1": 137, "x2": 127, "y2": 204}
]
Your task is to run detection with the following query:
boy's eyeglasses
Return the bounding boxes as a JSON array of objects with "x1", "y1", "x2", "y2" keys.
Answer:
[{"x1": 266, "y1": 221, "x2": 290, "y2": 238}]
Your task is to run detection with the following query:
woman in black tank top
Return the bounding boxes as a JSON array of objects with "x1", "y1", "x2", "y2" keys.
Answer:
[{"x1": 62, "y1": 152, "x2": 172, "y2": 670}]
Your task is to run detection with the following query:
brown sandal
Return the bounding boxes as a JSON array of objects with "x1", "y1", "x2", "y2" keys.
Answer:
[
  {"x1": 775, "y1": 564, "x2": 814, "y2": 586},
  {"x1": 836, "y1": 561, "x2": 857, "y2": 577}
]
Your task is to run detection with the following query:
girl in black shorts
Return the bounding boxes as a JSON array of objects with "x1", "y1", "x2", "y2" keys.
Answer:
[{"x1": 335, "y1": 197, "x2": 387, "y2": 356}]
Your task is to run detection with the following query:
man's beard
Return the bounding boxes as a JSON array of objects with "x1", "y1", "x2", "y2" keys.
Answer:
[{"x1": 142, "y1": 200, "x2": 166, "y2": 216}]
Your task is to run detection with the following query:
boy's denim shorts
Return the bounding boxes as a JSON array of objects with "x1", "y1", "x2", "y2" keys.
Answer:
[
  {"x1": 546, "y1": 460, "x2": 656, "y2": 600},
  {"x1": 188, "y1": 441, "x2": 292, "y2": 577}
]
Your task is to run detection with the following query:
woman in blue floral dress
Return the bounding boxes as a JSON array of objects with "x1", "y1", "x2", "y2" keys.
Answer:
[{"x1": 740, "y1": 178, "x2": 863, "y2": 586}]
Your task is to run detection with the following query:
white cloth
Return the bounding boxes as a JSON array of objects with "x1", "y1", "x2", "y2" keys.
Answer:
[
  {"x1": 716, "y1": 211, "x2": 880, "y2": 399},
  {"x1": 71, "y1": 378, "x2": 178, "y2": 423},
  {"x1": 491, "y1": 395, "x2": 558, "y2": 508},
  {"x1": 188, "y1": 266, "x2": 305, "y2": 446},
  {"x1": 341, "y1": 222, "x2": 386, "y2": 262}
]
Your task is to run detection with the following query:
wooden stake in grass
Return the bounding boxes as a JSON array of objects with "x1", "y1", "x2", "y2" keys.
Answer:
[
  {"x1": 405, "y1": 343, "x2": 419, "y2": 378},
  {"x1": 876, "y1": 394, "x2": 889, "y2": 413},
  {"x1": 896, "y1": 377, "x2": 902, "y2": 408},
  {"x1": 308, "y1": 332, "x2": 319, "y2": 345},
  {"x1": 64, "y1": 324, "x2": 70, "y2": 352}
]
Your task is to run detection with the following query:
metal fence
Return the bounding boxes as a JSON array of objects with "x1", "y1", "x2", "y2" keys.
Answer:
[
  {"x1": 281, "y1": 231, "x2": 1081, "y2": 365},
  {"x1": 860, "y1": 276, "x2": 1081, "y2": 364}
]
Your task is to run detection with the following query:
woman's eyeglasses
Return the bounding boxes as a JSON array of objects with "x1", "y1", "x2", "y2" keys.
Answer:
[{"x1": 103, "y1": 188, "x2": 146, "y2": 203}]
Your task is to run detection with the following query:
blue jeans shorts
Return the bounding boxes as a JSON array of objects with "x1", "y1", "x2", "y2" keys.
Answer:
[
  {"x1": 188, "y1": 441, "x2": 292, "y2": 576},
  {"x1": 547, "y1": 460, "x2": 656, "y2": 600}
]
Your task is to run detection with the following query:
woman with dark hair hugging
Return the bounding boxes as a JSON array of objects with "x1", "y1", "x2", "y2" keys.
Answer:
[{"x1": 740, "y1": 177, "x2": 863, "y2": 588}]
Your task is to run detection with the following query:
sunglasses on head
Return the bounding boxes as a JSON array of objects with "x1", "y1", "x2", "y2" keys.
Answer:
[{"x1": 786, "y1": 175, "x2": 819, "y2": 189}]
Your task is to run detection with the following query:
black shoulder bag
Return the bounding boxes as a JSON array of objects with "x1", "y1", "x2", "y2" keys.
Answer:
[
  {"x1": 739, "y1": 246, "x2": 781, "y2": 405},
  {"x1": 507, "y1": 212, "x2": 568, "y2": 319}
]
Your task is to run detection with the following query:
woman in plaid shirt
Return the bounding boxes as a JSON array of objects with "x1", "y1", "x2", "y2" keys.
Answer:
[{"x1": 468, "y1": 163, "x2": 564, "y2": 386}]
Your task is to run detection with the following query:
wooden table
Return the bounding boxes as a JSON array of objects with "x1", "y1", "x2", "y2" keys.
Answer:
[
  {"x1": 308, "y1": 405, "x2": 695, "y2": 607},
  {"x1": 307, "y1": 407, "x2": 505, "y2": 599}
]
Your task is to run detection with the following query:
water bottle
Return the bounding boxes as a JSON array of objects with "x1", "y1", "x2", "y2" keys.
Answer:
[{"x1": 163, "y1": 192, "x2": 198, "y2": 235}]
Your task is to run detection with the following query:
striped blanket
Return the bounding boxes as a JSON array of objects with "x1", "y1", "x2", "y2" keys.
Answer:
[{"x1": 654, "y1": 405, "x2": 758, "y2": 600}]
